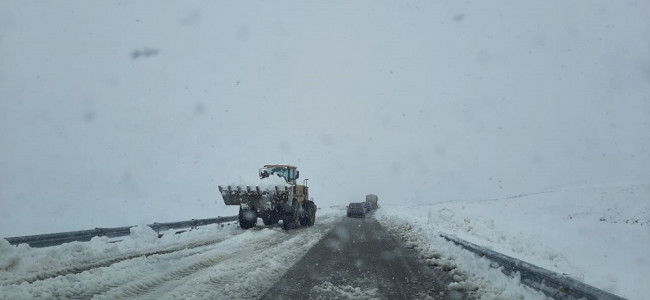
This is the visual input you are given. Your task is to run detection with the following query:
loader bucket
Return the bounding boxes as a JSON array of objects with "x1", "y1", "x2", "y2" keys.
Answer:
[{"x1": 218, "y1": 185, "x2": 291, "y2": 206}]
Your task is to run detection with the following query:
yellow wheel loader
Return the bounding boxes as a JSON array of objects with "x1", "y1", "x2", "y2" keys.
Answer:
[{"x1": 218, "y1": 165, "x2": 316, "y2": 230}]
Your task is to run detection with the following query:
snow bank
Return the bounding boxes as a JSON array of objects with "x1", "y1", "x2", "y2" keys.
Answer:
[
  {"x1": 129, "y1": 224, "x2": 160, "y2": 243},
  {"x1": 0, "y1": 240, "x2": 21, "y2": 272},
  {"x1": 0, "y1": 206, "x2": 344, "y2": 299},
  {"x1": 0, "y1": 222, "x2": 240, "y2": 288},
  {"x1": 376, "y1": 182, "x2": 649, "y2": 300},
  {"x1": 379, "y1": 217, "x2": 549, "y2": 299}
]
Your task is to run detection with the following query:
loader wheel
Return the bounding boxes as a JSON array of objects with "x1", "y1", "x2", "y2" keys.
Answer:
[
  {"x1": 262, "y1": 213, "x2": 279, "y2": 226},
  {"x1": 307, "y1": 204, "x2": 316, "y2": 226},
  {"x1": 282, "y1": 204, "x2": 299, "y2": 230},
  {"x1": 282, "y1": 214, "x2": 292, "y2": 230},
  {"x1": 294, "y1": 204, "x2": 301, "y2": 224},
  {"x1": 239, "y1": 209, "x2": 257, "y2": 229},
  {"x1": 300, "y1": 202, "x2": 316, "y2": 227}
]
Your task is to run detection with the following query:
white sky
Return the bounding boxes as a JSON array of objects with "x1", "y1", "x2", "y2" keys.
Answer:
[{"x1": 1, "y1": 0, "x2": 649, "y2": 236}]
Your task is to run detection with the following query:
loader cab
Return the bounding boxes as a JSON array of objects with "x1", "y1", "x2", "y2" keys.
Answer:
[{"x1": 260, "y1": 164, "x2": 299, "y2": 184}]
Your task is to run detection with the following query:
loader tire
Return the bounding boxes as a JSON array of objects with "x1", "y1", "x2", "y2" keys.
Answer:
[
  {"x1": 239, "y1": 209, "x2": 257, "y2": 229},
  {"x1": 300, "y1": 202, "x2": 316, "y2": 227},
  {"x1": 282, "y1": 203, "x2": 300, "y2": 230},
  {"x1": 262, "y1": 213, "x2": 278, "y2": 226},
  {"x1": 282, "y1": 214, "x2": 292, "y2": 230}
]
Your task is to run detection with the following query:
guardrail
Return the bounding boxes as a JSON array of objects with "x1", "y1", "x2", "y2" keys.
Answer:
[
  {"x1": 440, "y1": 234, "x2": 626, "y2": 300},
  {"x1": 4, "y1": 216, "x2": 238, "y2": 248}
]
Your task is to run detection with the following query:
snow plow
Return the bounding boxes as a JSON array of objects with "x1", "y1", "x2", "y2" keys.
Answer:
[{"x1": 218, "y1": 165, "x2": 316, "y2": 230}]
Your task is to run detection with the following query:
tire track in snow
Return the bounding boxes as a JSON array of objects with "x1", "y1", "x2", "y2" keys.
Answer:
[
  {"x1": 158, "y1": 221, "x2": 337, "y2": 299},
  {"x1": 66, "y1": 242, "x2": 230, "y2": 299},
  {"x1": 2, "y1": 237, "x2": 230, "y2": 286},
  {"x1": 92, "y1": 230, "x2": 289, "y2": 300}
]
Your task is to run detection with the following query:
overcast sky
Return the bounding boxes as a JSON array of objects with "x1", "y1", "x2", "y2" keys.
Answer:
[{"x1": 1, "y1": 1, "x2": 649, "y2": 236}]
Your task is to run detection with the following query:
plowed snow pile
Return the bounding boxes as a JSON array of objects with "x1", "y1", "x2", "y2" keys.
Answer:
[
  {"x1": 0, "y1": 207, "x2": 343, "y2": 299},
  {"x1": 376, "y1": 182, "x2": 650, "y2": 300}
]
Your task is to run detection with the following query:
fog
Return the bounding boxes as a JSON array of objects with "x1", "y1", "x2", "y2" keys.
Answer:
[{"x1": 1, "y1": 1, "x2": 649, "y2": 236}]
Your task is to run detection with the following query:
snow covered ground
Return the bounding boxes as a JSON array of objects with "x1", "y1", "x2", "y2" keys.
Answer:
[
  {"x1": 0, "y1": 207, "x2": 343, "y2": 299},
  {"x1": 2, "y1": 183, "x2": 647, "y2": 299},
  {"x1": 375, "y1": 182, "x2": 650, "y2": 300},
  {"x1": 1, "y1": 205, "x2": 551, "y2": 300}
]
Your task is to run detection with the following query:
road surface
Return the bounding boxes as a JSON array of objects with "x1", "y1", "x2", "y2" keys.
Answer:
[
  {"x1": 263, "y1": 214, "x2": 467, "y2": 299},
  {"x1": 1, "y1": 210, "x2": 469, "y2": 299}
]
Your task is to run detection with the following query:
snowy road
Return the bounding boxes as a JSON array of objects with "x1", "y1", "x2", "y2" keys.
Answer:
[
  {"x1": 262, "y1": 214, "x2": 466, "y2": 299},
  {"x1": 1, "y1": 205, "x2": 594, "y2": 299},
  {"x1": 0, "y1": 209, "x2": 342, "y2": 299}
]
